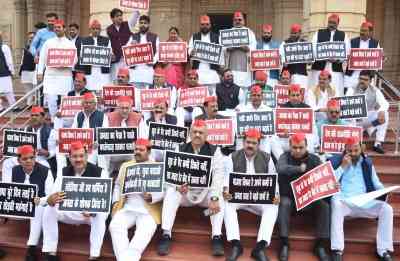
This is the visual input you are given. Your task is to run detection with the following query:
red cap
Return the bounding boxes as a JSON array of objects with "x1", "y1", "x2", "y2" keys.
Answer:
[
  {"x1": 289, "y1": 84, "x2": 301, "y2": 93},
  {"x1": 290, "y1": 133, "x2": 306, "y2": 144},
  {"x1": 262, "y1": 24, "x2": 273, "y2": 32},
  {"x1": 361, "y1": 21, "x2": 373, "y2": 30},
  {"x1": 135, "y1": 138, "x2": 151, "y2": 148},
  {"x1": 187, "y1": 69, "x2": 198, "y2": 78},
  {"x1": 82, "y1": 92, "x2": 96, "y2": 101},
  {"x1": 346, "y1": 136, "x2": 360, "y2": 146},
  {"x1": 17, "y1": 145, "x2": 35, "y2": 156},
  {"x1": 75, "y1": 72, "x2": 86, "y2": 81},
  {"x1": 154, "y1": 67, "x2": 166, "y2": 77},
  {"x1": 328, "y1": 14, "x2": 340, "y2": 24},
  {"x1": 250, "y1": 85, "x2": 262, "y2": 94},
  {"x1": 192, "y1": 119, "x2": 206, "y2": 128},
  {"x1": 234, "y1": 11, "x2": 244, "y2": 19},
  {"x1": 327, "y1": 99, "x2": 340, "y2": 109},
  {"x1": 117, "y1": 67, "x2": 130, "y2": 77},
  {"x1": 255, "y1": 70, "x2": 268, "y2": 81},
  {"x1": 281, "y1": 70, "x2": 291, "y2": 78},
  {"x1": 117, "y1": 96, "x2": 133, "y2": 104},
  {"x1": 290, "y1": 23, "x2": 302, "y2": 33},
  {"x1": 319, "y1": 69, "x2": 331, "y2": 78},
  {"x1": 244, "y1": 128, "x2": 262, "y2": 140},
  {"x1": 54, "y1": 19, "x2": 65, "y2": 27},
  {"x1": 153, "y1": 97, "x2": 169, "y2": 107},
  {"x1": 203, "y1": 96, "x2": 217, "y2": 105},
  {"x1": 31, "y1": 106, "x2": 44, "y2": 114},
  {"x1": 89, "y1": 19, "x2": 101, "y2": 29},
  {"x1": 69, "y1": 141, "x2": 85, "y2": 152},
  {"x1": 200, "y1": 15, "x2": 211, "y2": 24}
]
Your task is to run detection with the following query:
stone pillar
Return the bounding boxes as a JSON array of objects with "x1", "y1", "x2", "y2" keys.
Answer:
[
  {"x1": 148, "y1": 0, "x2": 181, "y2": 41},
  {"x1": 272, "y1": 0, "x2": 303, "y2": 40},
  {"x1": 26, "y1": 0, "x2": 40, "y2": 31},
  {"x1": 40, "y1": 0, "x2": 66, "y2": 21},
  {"x1": 13, "y1": 0, "x2": 26, "y2": 65}
]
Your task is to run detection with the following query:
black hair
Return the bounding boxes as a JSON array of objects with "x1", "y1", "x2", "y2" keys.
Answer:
[
  {"x1": 221, "y1": 68, "x2": 232, "y2": 77},
  {"x1": 110, "y1": 8, "x2": 123, "y2": 18},
  {"x1": 46, "y1": 12, "x2": 58, "y2": 19},
  {"x1": 69, "y1": 23, "x2": 79, "y2": 30},
  {"x1": 34, "y1": 22, "x2": 47, "y2": 30},
  {"x1": 359, "y1": 70, "x2": 374, "y2": 79},
  {"x1": 139, "y1": 15, "x2": 150, "y2": 23},
  {"x1": 169, "y1": 26, "x2": 179, "y2": 35}
]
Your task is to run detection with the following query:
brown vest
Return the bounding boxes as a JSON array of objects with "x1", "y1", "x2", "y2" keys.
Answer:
[{"x1": 231, "y1": 149, "x2": 270, "y2": 173}]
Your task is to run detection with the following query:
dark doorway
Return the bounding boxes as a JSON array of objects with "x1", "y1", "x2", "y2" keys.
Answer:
[{"x1": 208, "y1": 13, "x2": 247, "y2": 35}]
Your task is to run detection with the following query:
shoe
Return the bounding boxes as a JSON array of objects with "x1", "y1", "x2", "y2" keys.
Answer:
[
  {"x1": 380, "y1": 252, "x2": 393, "y2": 261},
  {"x1": 25, "y1": 246, "x2": 37, "y2": 261},
  {"x1": 331, "y1": 250, "x2": 343, "y2": 261},
  {"x1": 373, "y1": 144, "x2": 385, "y2": 154},
  {"x1": 279, "y1": 245, "x2": 289, "y2": 261},
  {"x1": 157, "y1": 234, "x2": 171, "y2": 256},
  {"x1": 211, "y1": 235, "x2": 224, "y2": 256},
  {"x1": 251, "y1": 248, "x2": 269, "y2": 261},
  {"x1": 44, "y1": 254, "x2": 59, "y2": 261},
  {"x1": 226, "y1": 244, "x2": 243, "y2": 261},
  {"x1": 0, "y1": 248, "x2": 6, "y2": 258},
  {"x1": 314, "y1": 246, "x2": 330, "y2": 261}
]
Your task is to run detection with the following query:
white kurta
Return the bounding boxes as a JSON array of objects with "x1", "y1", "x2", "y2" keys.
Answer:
[
  {"x1": 0, "y1": 44, "x2": 15, "y2": 93},
  {"x1": 305, "y1": 88, "x2": 334, "y2": 122},
  {"x1": 85, "y1": 37, "x2": 112, "y2": 91}
]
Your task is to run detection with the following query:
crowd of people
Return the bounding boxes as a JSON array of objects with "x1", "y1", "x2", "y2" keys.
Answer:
[{"x1": 0, "y1": 6, "x2": 395, "y2": 261}]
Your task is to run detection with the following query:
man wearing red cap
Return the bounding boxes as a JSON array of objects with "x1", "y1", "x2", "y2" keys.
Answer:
[
  {"x1": 277, "y1": 133, "x2": 330, "y2": 261},
  {"x1": 344, "y1": 21, "x2": 380, "y2": 92},
  {"x1": 43, "y1": 141, "x2": 109, "y2": 261},
  {"x1": 193, "y1": 96, "x2": 225, "y2": 120},
  {"x1": 37, "y1": 18, "x2": 77, "y2": 119},
  {"x1": 310, "y1": 14, "x2": 350, "y2": 96},
  {"x1": 110, "y1": 138, "x2": 163, "y2": 261},
  {"x1": 316, "y1": 99, "x2": 349, "y2": 141},
  {"x1": 75, "y1": 19, "x2": 112, "y2": 92},
  {"x1": 158, "y1": 119, "x2": 226, "y2": 257},
  {"x1": 116, "y1": 67, "x2": 131, "y2": 86},
  {"x1": 149, "y1": 66, "x2": 177, "y2": 112},
  {"x1": 256, "y1": 24, "x2": 281, "y2": 86},
  {"x1": 278, "y1": 70, "x2": 291, "y2": 85},
  {"x1": 254, "y1": 70, "x2": 273, "y2": 91},
  {"x1": 223, "y1": 128, "x2": 279, "y2": 261},
  {"x1": 0, "y1": 30, "x2": 16, "y2": 113},
  {"x1": 146, "y1": 98, "x2": 178, "y2": 126},
  {"x1": 225, "y1": 11, "x2": 257, "y2": 88},
  {"x1": 328, "y1": 138, "x2": 394, "y2": 261},
  {"x1": 188, "y1": 15, "x2": 221, "y2": 95}
]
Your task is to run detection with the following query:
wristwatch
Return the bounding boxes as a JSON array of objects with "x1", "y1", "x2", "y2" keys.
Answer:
[{"x1": 210, "y1": 196, "x2": 219, "y2": 202}]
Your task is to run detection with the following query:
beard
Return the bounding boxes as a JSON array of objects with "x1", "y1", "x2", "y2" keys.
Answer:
[
  {"x1": 262, "y1": 36, "x2": 272, "y2": 43},
  {"x1": 200, "y1": 28, "x2": 210, "y2": 34},
  {"x1": 224, "y1": 79, "x2": 233, "y2": 86},
  {"x1": 140, "y1": 27, "x2": 149, "y2": 34}
]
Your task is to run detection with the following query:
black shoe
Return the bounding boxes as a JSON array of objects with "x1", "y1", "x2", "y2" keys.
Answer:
[
  {"x1": 314, "y1": 246, "x2": 330, "y2": 261},
  {"x1": 373, "y1": 144, "x2": 385, "y2": 154},
  {"x1": 0, "y1": 248, "x2": 6, "y2": 259},
  {"x1": 211, "y1": 235, "x2": 224, "y2": 256},
  {"x1": 157, "y1": 234, "x2": 171, "y2": 256},
  {"x1": 25, "y1": 246, "x2": 37, "y2": 261},
  {"x1": 279, "y1": 245, "x2": 289, "y2": 261},
  {"x1": 331, "y1": 250, "x2": 343, "y2": 261},
  {"x1": 226, "y1": 244, "x2": 243, "y2": 261},
  {"x1": 44, "y1": 254, "x2": 59, "y2": 261},
  {"x1": 251, "y1": 248, "x2": 269, "y2": 261},
  {"x1": 380, "y1": 252, "x2": 393, "y2": 261}
]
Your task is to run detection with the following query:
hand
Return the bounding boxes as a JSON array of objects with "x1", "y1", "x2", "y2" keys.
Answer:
[
  {"x1": 47, "y1": 192, "x2": 66, "y2": 206},
  {"x1": 377, "y1": 111, "x2": 385, "y2": 125},
  {"x1": 82, "y1": 212, "x2": 91, "y2": 218},
  {"x1": 341, "y1": 154, "x2": 352, "y2": 169},
  {"x1": 142, "y1": 192, "x2": 152, "y2": 202},
  {"x1": 300, "y1": 163, "x2": 307, "y2": 172},
  {"x1": 223, "y1": 188, "x2": 232, "y2": 201},
  {"x1": 177, "y1": 183, "x2": 189, "y2": 195},
  {"x1": 34, "y1": 56, "x2": 39, "y2": 64},
  {"x1": 37, "y1": 149, "x2": 49, "y2": 157},
  {"x1": 335, "y1": 182, "x2": 341, "y2": 190},
  {"x1": 34, "y1": 197, "x2": 40, "y2": 206},
  {"x1": 208, "y1": 199, "x2": 220, "y2": 215},
  {"x1": 190, "y1": 49, "x2": 196, "y2": 57},
  {"x1": 272, "y1": 195, "x2": 280, "y2": 205},
  {"x1": 55, "y1": 111, "x2": 62, "y2": 118},
  {"x1": 37, "y1": 74, "x2": 43, "y2": 83}
]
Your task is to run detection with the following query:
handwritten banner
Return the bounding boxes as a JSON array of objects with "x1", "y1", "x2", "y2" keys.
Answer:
[
  {"x1": 315, "y1": 41, "x2": 346, "y2": 61},
  {"x1": 333, "y1": 95, "x2": 367, "y2": 119},
  {"x1": 122, "y1": 162, "x2": 164, "y2": 194},
  {"x1": 220, "y1": 28, "x2": 250, "y2": 47},
  {"x1": 2, "y1": 130, "x2": 37, "y2": 157},
  {"x1": 159, "y1": 42, "x2": 187, "y2": 63},
  {"x1": 321, "y1": 125, "x2": 363, "y2": 153},
  {"x1": 80, "y1": 45, "x2": 112, "y2": 67},
  {"x1": 283, "y1": 42, "x2": 314, "y2": 64},
  {"x1": 205, "y1": 119, "x2": 234, "y2": 146},
  {"x1": 148, "y1": 122, "x2": 188, "y2": 150},
  {"x1": 122, "y1": 42, "x2": 153, "y2": 66},
  {"x1": 97, "y1": 127, "x2": 138, "y2": 155},
  {"x1": 236, "y1": 111, "x2": 275, "y2": 136},
  {"x1": 46, "y1": 48, "x2": 76, "y2": 68},
  {"x1": 250, "y1": 49, "x2": 280, "y2": 70},
  {"x1": 140, "y1": 88, "x2": 171, "y2": 111},
  {"x1": 178, "y1": 86, "x2": 208, "y2": 107},
  {"x1": 275, "y1": 108, "x2": 314, "y2": 134},
  {"x1": 348, "y1": 48, "x2": 384, "y2": 70},
  {"x1": 192, "y1": 40, "x2": 223, "y2": 65},
  {"x1": 58, "y1": 128, "x2": 94, "y2": 154},
  {"x1": 60, "y1": 96, "x2": 83, "y2": 118},
  {"x1": 0, "y1": 182, "x2": 37, "y2": 219},
  {"x1": 102, "y1": 85, "x2": 135, "y2": 108},
  {"x1": 274, "y1": 84, "x2": 305, "y2": 107},
  {"x1": 120, "y1": 0, "x2": 150, "y2": 10}
]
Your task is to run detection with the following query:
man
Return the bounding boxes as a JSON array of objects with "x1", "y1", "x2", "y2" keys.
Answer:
[
  {"x1": 344, "y1": 21, "x2": 380, "y2": 92},
  {"x1": 7, "y1": 145, "x2": 54, "y2": 261},
  {"x1": 329, "y1": 137, "x2": 394, "y2": 261},
  {"x1": 37, "y1": 19, "x2": 77, "y2": 119},
  {"x1": 42, "y1": 141, "x2": 109, "y2": 261},
  {"x1": 216, "y1": 69, "x2": 244, "y2": 112},
  {"x1": 193, "y1": 96, "x2": 225, "y2": 120},
  {"x1": 277, "y1": 133, "x2": 330, "y2": 261},
  {"x1": 346, "y1": 70, "x2": 389, "y2": 154},
  {"x1": 310, "y1": 14, "x2": 350, "y2": 96},
  {"x1": 158, "y1": 119, "x2": 225, "y2": 257},
  {"x1": 224, "y1": 129, "x2": 279, "y2": 261},
  {"x1": 148, "y1": 67, "x2": 177, "y2": 113},
  {"x1": 20, "y1": 31, "x2": 37, "y2": 106},
  {"x1": 225, "y1": 11, "x2": 257, "y2": 88},
  {"x1": 110, "y1": 138, "x2": 163, "y2": 261},
  {"x1": 68, "y1": 23, "x2": 80, "y2": 47},
  {"x1": 76, "y1": 20, "x2": 112, "y2": 92},
  {"x1": 146, "y1": 98, "x2": 178, "y2": 126},
  {"x1": 316, "y1": 99, "x2": 349, "y2": 141},
  {"x1": 278, "y1": 70, "x2": 291, "y2": 86},
  {"x1": 254, "y1": 70, "x2": 273, "y2": 91},
  {"x1": 30, "y1": 12, "x2": 57, "y2": 58},
  {"x1": 256, "y1": 24, "x2": 281, "y2": 86},
  {"x1": 0, "y1": 31, "x2": 16, "y2": 112},
  {"x1": 279, "y1": 24, "x2": 308, "y2": 89},
  {"x1": 116, "y1": 67, "x2": 131, "y2": 86},
  {"x1": 107, "y1": 8, "x2": 139, "y2": 80},
  {"x1": 188, "y1": 15, "x2": 221, "y2": 95}
]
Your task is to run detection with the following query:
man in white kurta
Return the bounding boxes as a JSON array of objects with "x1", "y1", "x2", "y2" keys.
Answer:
[
  {"x1": 0, "y1": 32, "x2": 16, "y2": 111},
  {"x1": 37, "y1": 19, "x2": 77, "y2": 119}
]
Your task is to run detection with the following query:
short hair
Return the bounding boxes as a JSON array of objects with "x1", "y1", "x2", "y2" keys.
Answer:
[
  {"x1": 110, "y1": 8, "x2": 123, "y2": 18},
  {"x1": 139, "y1": 15, "x2": 150, "y2": 23},
  {"x1": 28, "y1": 31, "x2": 36, "y2": 36},
  {"x1": 221, "y1": 68, "x2": 232, "y2": 77},
  {"x1": 34, "y1": 22, "x2": 47, "y2": 30},
  {"x1": 359, "y1": 70, "x2": 374, "y2": 79},
  {"x1": 69, "y1": 23, "x2": 79, "y2": 30},
  {"x1": 46, "y1": 12, "x2": 58, "y2": 19},
  {"x1": 169, "y1": 26, "x2": 179, "y2": 35}
]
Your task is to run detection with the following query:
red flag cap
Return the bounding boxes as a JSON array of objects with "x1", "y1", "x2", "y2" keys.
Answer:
[
  {"x1": 327, "y1": 99, "x2": 340, "y2": 109},
  {"x1": 82, "y1": 92, "x2": 96, "y2": 101},
  {"x1": 89, "y1": 19, "x2": 101, "y2": 29},
  {"x1": 262, "y1": 24, "x2": 273, "y2": 32},
  {"x1": 361, "y1": 21, "x2": 373, "y2": 29},
  {"x1": 117, "y1": 67, "x2": 130, "y2": 77},
  {"x1": 31, "y1": 106, "x2": 44, "y2": 114},
  {"x1": 244, "y1": 128, "x2": 262, "y2": 140},
  {"x1": 187, "y1": 69, "x2": 198, "y2": 78},
  {"x1": 54, "y1": 19, "x2": 65, "y2": 27},
  {"x1": 69, "y1": 141, "x2": 85, "y2": 152},
  {"x1": 281, "y1": 70, "x2": 291, "y2": 78},
  {"x1": 135, "y1": 138, "x2": 151, "y2": 148},
  {"x1": 192, "y1": 119, "x2": 206, "y2": 128},
  {"x1": 290, "y1": 133, "x2": 306, "y2": 144},
  {"x1": 328, "y1": 14, "x2": 340, "y2": 24},
  {"x1": 75, "y1": 72, "x2": 86, "y2": 81},
  {"x1": 290, "y1": 23, "x2": 302, "y2": 33},
  {"x1": 289, "y1": 84, "x2": 301, "y2": 93},
  {"x1": 319, "y1": 69, "x2": 331, "y2": 78},
  {"x1": 117, "y1": 96, "x2": 133, "y2": 104},
  {"x1": 234, "y1": 11, "x2": 244, "y2": 19},
  {"x1": 203, "y1": 96, "x2": 217, "y2": 105},
  {"x1": 346, "y1": 136, "x2": 360, "y2": 146},
  {"x1": 255, "y1": 70, "x2": 268, "y2": 81},
  {"x1": 17, "y1": 145, "x2": 35, "y2": 156},
  {"x1": 200, "y1": 15, "x2": 211, "y2": 24},
  {"x1": 154, "y1": 67, "x2": 166, "y2": 76},
  {"x1": 154, "y1": 97, "x2": 169, "y2": 106},
  {"x1": 250, "y1": 85, "x2": 262, "y2": 94}
]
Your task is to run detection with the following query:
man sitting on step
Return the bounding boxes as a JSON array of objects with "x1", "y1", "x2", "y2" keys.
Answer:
[{"x1": 329, "y1": 136, "x2": 394, "y2": 261}]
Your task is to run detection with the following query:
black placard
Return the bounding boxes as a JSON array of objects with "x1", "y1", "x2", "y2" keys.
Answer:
[
  {"x1": 316, "y1": 41, "x2": 346, "y2": 61},
  {"x1": 122, "y1": 162, "x2": 164, "y2": 195},
  {"x1": 148, "y1": 122, "x2": 188, "y2": 151},
  {"x1": 2, "y1": 130, "x2": 37, "y2": 157},
  {"x1": 164, "y1": 151, "x2": 212, "y2": 188},
  {"x1": 245, "y1": 90, "x2": 276, "y2": 108},
  {"x1": 236, "y1": 111, "x2": 275, "y2": 136},
  {"x1": 220, "y1": 28, "x2": 250, "y2": 47},
  {"x1": 0, "y1": 182, "x2": 37, "y2": 219},
  {"x1": 192, "y1": 40, "x2": 223, "y2": 65},
  {"x1": 59, "y1": 177, "x2": 113, "y2": 213},
  {"x1": 283, "y1": 42, "x2": 314, "y2": 64},
  {"x1": 228, "y1": 173, "x2": 277, "y2": 204},
  {"x1": 333, "y1": 95, "x2": 368, "y2": 119},
  {"x1": 80, "y1": 45, "x2": 112, "y2": 67},
  {"x1": 97, "y1": 127, "x2": 138, "y2": 155}
]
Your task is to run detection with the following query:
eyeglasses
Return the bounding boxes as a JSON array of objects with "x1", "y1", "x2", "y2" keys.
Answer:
[{"x1": 329, "y1": 110, "x2": 340, "y2": 114}]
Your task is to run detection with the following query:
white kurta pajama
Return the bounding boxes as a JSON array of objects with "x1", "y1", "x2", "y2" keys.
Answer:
[
  {"x1": 305, "y1": 88, "x2": 334, "y2": 122},
  {"x1": 0, "y1": 43, "x2": 16, "y2": 110}
]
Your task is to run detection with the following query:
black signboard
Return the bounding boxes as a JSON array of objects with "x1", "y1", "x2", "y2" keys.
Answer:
[
  {"x1": 97, "y1": 127, "x2": 138, "y2": 155},
  {"x1": 0, "y1": 182, "x2": 37, "y2": 219},
  {"x1": 192, "y1": 40, "x2": 223, "y2": 65},
  {"x1": 59, "y1": 177, "x2": 113, "y2": 213},
  {"x1": 236, "y1": 111, "x2": 275, "y2": 136},
  {"x1": 220, "y1": 28, "x2": 250, "y2": 47},
  {"x1": 245, "y1": 90, "x2": 276, "y2": 108},
  {"x1": 80, "y1": 45, "x2": 112, "y2": 67},
  {"x1": 122, "y1": 162, "x2": 164, "y2": 194},
  {"x1": 148, "y1": 122, "x2": 188, "y2": 151},
  {"x1": 2, "y1": 130, "x2": 37, "y2": 157},
  {"x1": 316, "y1": 41, "x2": 347, "y2": 61},
  {"x1": 283, "y1": 42, "x2": 314, "y2": 64},
  {"x1": 333, "y1": 95, "x2": 368, "y2": 119},
  {"x1": 228, "y1": 173, "x2": 277, "y2": 205},
  {"x1": 164, "y1": 151, "x2": 212, "y2": 188}
]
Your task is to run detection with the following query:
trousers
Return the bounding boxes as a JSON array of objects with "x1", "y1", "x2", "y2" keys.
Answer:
[{"x1": 357, "y1": 110, "x2": 389, "y2": 143}]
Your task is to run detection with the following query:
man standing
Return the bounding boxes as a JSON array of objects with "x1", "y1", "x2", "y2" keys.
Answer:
[
  {"x1": 188, "y1": 15, "x2": 221, "y2": 95},
  {"x1": 29, "y1": 13, "x2": 57, "y2": 58},
  {"x1": 216, "y1": 69, "x2": 244, "y2": 112},
  {"x1": 277, "y1": 133, "x2": 330, "y2": 261},
  {"x1": 224, "y1": 129, "x2": 279, "y2": 261},
  {"x1": 329, "y1": 137, "x2": 394, "y2": 261},
  {"x1": 310, "y1": 14, "x2": 350, "y2": 96},
  {"x1": 347, "y1": 70, "x2": 389, "y2": 154},
  {"x1": 158, "y1": 119, "x2": 225, "y2": 257},
  {"x1": 68, "y1": 23, "x2": 80, "y2": 47},
  {"x1": 20, "y1": 31, "x2": 37, "y2": 106},
  {"x1": 116, "y1": 67, "x2": 131, "y2": 86},
  {"x1": 0, "y1": 31, "x2": 16, "y2": 112},
  {"x1": 42, "y1": 141, "x2": 109, "y2": 261},
  {"x1": 110, "y1": 138, "x2": 163, "y2": 261}
]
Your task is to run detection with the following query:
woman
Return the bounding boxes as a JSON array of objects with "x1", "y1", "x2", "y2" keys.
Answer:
[{"x1": 163, "y1": 27, "x2": 186, "y2": 89}]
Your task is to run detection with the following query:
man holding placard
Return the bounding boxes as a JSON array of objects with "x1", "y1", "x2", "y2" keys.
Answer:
[
  {"x1": 224, "y1": 129, "x2": 279, "y2": 261},
  {"x1": 329, "y1": 137, "x2": 394, "y2": 261},
  {"x1": 110, "y1": 138, "x2": 163, "y2": 261}
]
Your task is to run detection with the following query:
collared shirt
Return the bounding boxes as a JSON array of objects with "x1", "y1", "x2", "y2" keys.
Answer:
[
  {"x1": 245, "y1": 154, "x2": 256, "y2": 174},
  {"x1": 29, "y1": 27, "x2": 56, "y2": 56}
]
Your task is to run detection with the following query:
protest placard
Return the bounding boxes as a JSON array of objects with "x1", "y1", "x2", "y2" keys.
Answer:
[
  {"x1": 275, "y1": 108, "x2": 314, "y2": 134},
  {"x1": 120, "y1": 0, "x2": 149, "y2": 10},
  {"x1": 80, "y1": 45, "x2": 112, "y2": 67},
  {"x1": 58, "y1": 128, "x2": 94, "y2": 153},
  {"x1": 2, "y1": 130, "x2": 37, "y2": 157},
  {"x1": 348, "y1": 48, "x2": 384, "y2": 70},
  {"x1": 192, "y1": 40, "x2": 223, "y2": 65},
  {"x1": 250, "y1": 49, "x2": 280, "y2": 70},
  {"x1": 220, "y1": 28, "x2": 250, "y2": 47},
  {"x1": 97, "y1": 127, "x2": 138, "y2": 155},
  {"x1": 60, "y1": 96, "x2": 83, "y2": 118},
  {"x1": 122, "y1": 162, "x2": 164, "y2": 194},
  {"x1": 178, "y1": 86, "x2": 208, "y2": 107},
  {"x1": 236, "y1": 111, "x2": 275, "y2": 136},
  {"x1": 315, "y1": 41, "x2": 347, "y2": 61},
  {"x1": 140, "y1": 88, "x2": 171, "y2": 111},
  {"x1": 0, "y1": 182, "x2": 37, "y2": 219},
  {"x1": 205, "y1": 119, "x2": 234, "y2": 146},
  {"x1": 148, "y1": 122, "x2": 188, "y2": 150},
  {"x1": 333, "y1": 95, "x2": 367, "y2": 119},
  {"x1": 245, "y1": 90, "x2": 276, "y2": 108},
  {"x1": 159, "y1": 42, "x2": 187, "y2": 63},
  {"x1": 102, "y1": 85, "x2": 135, "y2": 108},
  {"x1": 274, "y1": 84, "x2": 305, "y2": 107},
  {"x1": 46, "y1": 48, "x2": 76, "y2": 68},
  {"x1": 283, "y1": 42, "x2": 314, "y2": 64},
  {"x1": 122, "y1": 42, "x2": 153, "y2": 66},
  {"x1": 321, "y1": 125, "x2": 363, "y2": 153}
]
